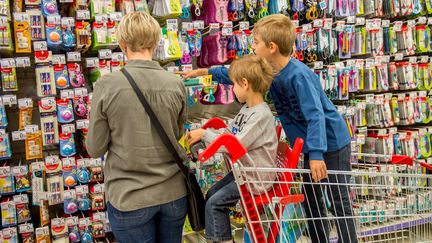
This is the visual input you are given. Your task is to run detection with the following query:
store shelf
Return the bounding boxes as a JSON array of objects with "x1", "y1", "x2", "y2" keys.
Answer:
[{"x1": 326, "y1": 216, "x2": 432, "y2": 242}]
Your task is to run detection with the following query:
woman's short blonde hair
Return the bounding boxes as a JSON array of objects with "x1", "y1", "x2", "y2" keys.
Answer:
[
  {"x1": 228, "y1": 55, "x2": 274, "y2": 94},
  {"x1": 116, "y1": 12, "x2": 161, "y2": 52}
]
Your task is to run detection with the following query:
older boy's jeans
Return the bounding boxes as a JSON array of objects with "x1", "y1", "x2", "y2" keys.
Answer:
[
  {"x1": 303, "y1": 145, "x2": 358, "y2": 243},
  {"x1": 107, "y1": 196, "x2": 187, "y2": 243},
  {"x1": 205, "y1": 172, "x2": 240, "y2": 242}
]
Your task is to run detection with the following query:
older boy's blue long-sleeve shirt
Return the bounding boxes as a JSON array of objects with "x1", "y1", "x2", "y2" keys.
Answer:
[{"x1": 209, "y1": 58, "x2": 351, "y2": 161}]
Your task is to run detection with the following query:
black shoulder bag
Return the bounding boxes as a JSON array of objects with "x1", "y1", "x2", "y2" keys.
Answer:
[{"x1": 120, "y1": 68, "x2": 205, "y2": 231}]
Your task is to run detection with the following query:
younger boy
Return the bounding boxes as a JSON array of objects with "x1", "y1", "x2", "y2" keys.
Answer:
[
  {"x1": 187, "y1": 55, "x2": 278, "y2": 243},
  {"x1": 179, "y1": 14, "x2": 357, "y2": 243}
]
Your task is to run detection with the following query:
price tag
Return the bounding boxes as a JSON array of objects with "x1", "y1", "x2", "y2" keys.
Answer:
[
  {"x1": 61, "y1": 89, "x2": 74, "y2": 99},
  {"x1": 93, "y1": 212, "x2": 106, "y2": 221},
  {"x1": 67, "y1": 52, "x2": 81, "y2": 62},
  {"x1": 381, "y1": 20, "x2": 390, "y2": 28},
  {"x1": 35, "y1": 227, "x2": 49, "y2": 237},
  {"x1": 181, "y1": 22, "x2": 194, "y2": 31},
  {"x1": 0, "y1": 166, "x2": 10, "y2": 176},
  {"x1": 62, "y1": 157, "x2": 75, "y2": 167},
  {"x1": 52, "y1": 54, "x2": 66, "y2": 65},
  {"x1": 31, "y1": 162, "x2": 44, "y2": 172},
  {"x1": 25, "y1": 125, "x2": 39, "y2": 134},
  {"x1": 408, "y1": 20, "x2": 415, "y2": 27},
  {"x1": 111, "y1": 52, "x2": 124, "y2": 62},
  {"x1": 239, "y1": 21, "x2": 250, "y2": 30},
  {"x1": 313, "y1": 19, "x2": 323, "y2": 28},
  {"x1": 94, "y1": 184, "x2": 105, "y2": 193},
  {"x1": 86, "y1": 57, "x2": 99, "y2": 68},
  {"x1": 15, "y1": 57, "x2": 31, "y2": 67},
  {"x1": 166, "y1": 19, "x2": 178, "y2": 32},
  {"x1": 181, "y1": 64, "x2": 193, "y2": 71},
  {"x1": 98, "y1": 49, "x2": 112, "y2": 59},
  {"x1": 34, "y1": 41, "x2": 48, "y2": 51},
  {"x1": 418, "y1": 17, "x2": 427, "y2": 25},
  {"x1": 292, "y1": 20, "x2": 299, "y2": 27},
  {"x1": 302, "y1": 24, "x2": 312, "y2": 32},
  {"x1": 0, "y1": 129, "x2": 4, "y2": 136},
  {"x1": 89, "y1": 93, "x2": 94, "y2": 101},
  {"x1": 356, "y1": 17, "x2": 366, "y2": 25},
  {"x1": 18, "y1": 98, "x2": 33, "y2": 108},
  {"x1": 409, "y1": 56, "x2": 417, "y2": 64},
  {"x1": 66, "y1": 216, "x2": 79, "y2": 226},
  {"x1": 109, "y1": 12, "x2": 123, "y2": 21},
  {"x1": 14, "y1": 12, "x2": 29, "y2": 22},
  {"x1": 61, "y1": 17, "x2": 75, "y2": 27},
  {"x1": 1, "y1": 58, "x2": 15, "y2": 68},
  {"x1": 41, "y1": 97, "x2": 56, "y2": 108},
  {"x1": 74, "y1": 88, "x2": 88, "y2": 97},
  {"x1": 347, "y1": 16, "x2": 356, "y2": 24},
  {"x1": 76, "y1": 185, "x2": 89, "y2": 195},
  {"x1": 420, "y1": 56, "x2": 429, "y2": 63},
  {"x1": 47, "y1": 14, "x2": 61, "y2": 25},
  {"x1": 12, "y1": 131, "x2": 26, "y2": 141},
  {"x1": 45, "y1": 155, "x2": 60, "y2": 165},
  {"x1": 314, "y1": 61, "x2": 324, "y2": 69},
  {"x1": 221, "y1": 21, "x2": 233, "y2": 36},
  {"x1": 428, "y1": 17, "x2": 432, "y2": 25},
  {"x1": 12, "y1": 166, "x2": 27, "y2": 176},
  {"x1": 14, "y1": 194, "x2": 29, "y2": 204},
  {"x1": 62, "y1": 124, "x2": 76, "y2": 134},
  {"x1": 3, "y1": 95, "x2": 17, "y2": 106},
  {"x1": 193, "y1": 20, "x2": 205, "y2": 30},
  {"x1": 52, "y1": 218, "x2": 65, "y2": 227},
  {"x1": 77, "y1": 158, "x2": 88, "y2": 167},
  {"x1": 0, "y1": 16, "x2": 7, "y2": 26},
  {"x1": 76, "y1": 119, "x2": 90, "y2": 129},
  {"x1": 394, "y1": 53, "x2": 403, "y2": 61},
  {"x1": 95, "y1": 14, "x2": 108, "y2": 23},
  {"x1": 79, "y1": 218, "x2": 91, "y2": 227},
  {"x1": 76, "y1": 10, "x2": 91, "y2": 20},
  {"x1": 393, "y1": 21, "x2": 403, "y2": 32},
  {"x1": 19, "y1": 223, "x2": 33, "y2": 233},
  {"x1": 63, "y1": 190, "x2": 76, "y2": 199},
  {"x1": 167, "y1": 66, "x2": 179, "y2": 73}
]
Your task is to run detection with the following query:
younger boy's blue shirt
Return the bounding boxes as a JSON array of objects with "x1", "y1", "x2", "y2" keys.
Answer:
[{"x1": 208, "y1": 58, "x2": 351, "y2": 161}]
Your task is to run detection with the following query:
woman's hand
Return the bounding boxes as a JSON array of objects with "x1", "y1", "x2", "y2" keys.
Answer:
[
  {"x1": 176, "y1": 69, "x2": 209, "y2": 79},
  {"x1": 187, "y1": 128, "x2": 206, "y2": 145}
]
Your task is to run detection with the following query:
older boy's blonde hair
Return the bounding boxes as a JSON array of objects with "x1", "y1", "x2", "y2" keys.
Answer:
[
  {"x1": 228, "y1": 55, "x2": 273, "y2": 94},
  {"x1": 116, "y1": 12, "x2": 161, "y2": 52},
  {"x1": 253, "y1": 14, "x2": 296, "y2": 56}
]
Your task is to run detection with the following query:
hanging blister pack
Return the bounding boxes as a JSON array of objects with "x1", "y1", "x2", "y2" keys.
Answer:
[
  {"x1": 14, "y1": 194, "x2": 31, "y2": 224},
  {"x1": 13, "y1": 165, "x2": 31, "y2": 193}
]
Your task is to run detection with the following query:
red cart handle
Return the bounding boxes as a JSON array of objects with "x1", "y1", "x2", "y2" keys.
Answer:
[
  {"x1": 202, "y1": 117, "x2": 228, "y2": 129},
  {"x1": 198, "y1": 134, "x2": 247, "y2": 163},
  {"x1": 420, "y1": 162, "x2": 432, "y2": 170}
]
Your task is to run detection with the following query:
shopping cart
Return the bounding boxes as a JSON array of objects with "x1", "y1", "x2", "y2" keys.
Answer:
[
  {"x1": 198, "y1": 125, "x2": 432, "y2": 243},
  {"x1": 199, "y1": 118, "x2": 305, "y2": 243}
]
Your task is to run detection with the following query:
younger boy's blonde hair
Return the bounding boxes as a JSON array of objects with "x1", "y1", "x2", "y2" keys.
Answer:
[
  {"x1": 116, "y1": 12, "x2": 161, "y2": 52},
  {"x1": 253, "y1": 14, "x2": 296, "y2": 57},
  {"x1": 228, "y1": 55, "x2": 273, "y2": 94}
]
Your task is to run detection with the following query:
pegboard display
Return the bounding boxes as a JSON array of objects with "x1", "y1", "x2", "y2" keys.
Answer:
[{"x1": 0, "y1": 0, "x2": 432, "y2": 242}]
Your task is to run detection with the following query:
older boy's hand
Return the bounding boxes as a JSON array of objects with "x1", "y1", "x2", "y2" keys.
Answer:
[
  {"x1": 187, "y1": 128, "x2": 206, "y2": 145},
  {"x1": 176, "y1": 69, "x2": 209, "y2": 79},
  {"x1": 309, "y1": 160, "x2": 328, "y2": 182}
]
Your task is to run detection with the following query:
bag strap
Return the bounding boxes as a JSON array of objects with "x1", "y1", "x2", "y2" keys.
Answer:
[{"x1": 120, "y1": 68, "x2": 189, "y2": 176}]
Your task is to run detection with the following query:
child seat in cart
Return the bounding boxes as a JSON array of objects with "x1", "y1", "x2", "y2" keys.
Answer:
[{"x1": 198, "y1": 118, "x2": 305, "y2": 243}]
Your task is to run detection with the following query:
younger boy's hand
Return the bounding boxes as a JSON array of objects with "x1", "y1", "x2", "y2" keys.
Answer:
[
  {"x1": 309, "y1": 160, "x2": 328, "y2": 182},
  {"x1": 176, "y1": 69, "x2": 209, "y2": 79},
  {"x1": 187, "y1": 128, "x2": 206, "y2": 145}
]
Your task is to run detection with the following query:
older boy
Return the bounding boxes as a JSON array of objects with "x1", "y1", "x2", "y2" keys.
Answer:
[{"x1": 179, "y1": 14, "x2": 358, "y2": 243}]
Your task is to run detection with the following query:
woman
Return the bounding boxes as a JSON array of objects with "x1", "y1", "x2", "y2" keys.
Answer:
[{"x1": 86, "y1": 12, "x2": 188, "y2": 243}]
